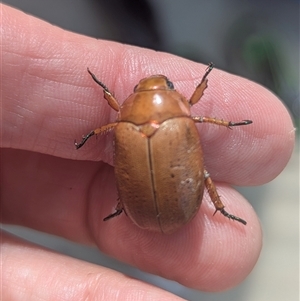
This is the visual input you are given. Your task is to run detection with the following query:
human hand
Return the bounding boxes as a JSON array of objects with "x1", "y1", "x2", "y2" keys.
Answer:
[{"x1": 1, "y1": 4, "x2": 295, "y2": 300}]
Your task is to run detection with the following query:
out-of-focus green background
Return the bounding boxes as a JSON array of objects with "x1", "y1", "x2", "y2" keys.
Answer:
[{"x1": 2, "y1": 1, "x2": 299, "y2": 300}]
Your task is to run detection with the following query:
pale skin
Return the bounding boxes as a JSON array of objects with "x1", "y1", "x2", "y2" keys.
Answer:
[{"x1": 0, "y1": 4, "x2": 295, "y2": 301}]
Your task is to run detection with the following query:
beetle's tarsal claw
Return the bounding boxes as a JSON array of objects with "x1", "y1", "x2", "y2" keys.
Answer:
[
  {"x1": 103, "y1": 209, "x2": 123, "y2": 221},
  {"x1": 74, "y1": 140, "x2": 80, "y2": 149},
  {"x1": 74, "y1": 137, "x2": 87, "y2": 149},
  {"x1": 206, "y1": 62, "x2": 214, "y2": 71},
  {"x1": 220, "y1": 209, "x2": 247, "y2": 225}
]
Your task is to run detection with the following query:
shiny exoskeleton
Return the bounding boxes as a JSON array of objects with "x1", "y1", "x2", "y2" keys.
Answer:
[{"x1": 75, "y1": 63, "x2": 252, "y2": 234}]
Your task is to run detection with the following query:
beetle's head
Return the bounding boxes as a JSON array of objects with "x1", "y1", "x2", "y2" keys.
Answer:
[{"x1": 134, "y1": 75, "x2": 174, "y2": 92}]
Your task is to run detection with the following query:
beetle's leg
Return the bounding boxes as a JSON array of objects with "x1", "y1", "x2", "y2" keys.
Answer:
[
  {"x1": 87, "y1": 68, "x2": 120, "y2": 112},
  {"x1": 189, "y1": 62, "x2": 214, "y2": 106},
  {"x1": 103, "y1": 200, "x2": 124, "y2": 221},
  {"x1": 204, "y1": 170, "x2": 247, "y2": 225},
  {"x1": 75, "y1": 122, "x2": 118, "y2": 149},
  {"x1": 193, "y1": 116, "x2": 252, "y2": 128}
]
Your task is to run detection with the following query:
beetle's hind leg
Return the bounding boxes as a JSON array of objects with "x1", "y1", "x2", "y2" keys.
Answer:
[
  {"x1": 204, "y1": 170, "x2": 247, "y2": 225},
  {"x1": 75, "y1": 122, "x2": 118, "y2": 149},
  {"x1": 103, "y1": 199, "x2": 124, "y2": 221}
]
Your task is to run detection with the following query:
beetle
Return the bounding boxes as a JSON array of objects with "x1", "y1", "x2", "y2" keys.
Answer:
[{"x1": 75, "y1": 63, "x2": 252, "y2": 234}]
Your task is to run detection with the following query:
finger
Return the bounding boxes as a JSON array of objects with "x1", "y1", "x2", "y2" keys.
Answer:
[
  {"x1": 1, "y1": 148, "x2": 261, "y2": 291},
  {"x1": 95, "y1": 185, "x2": 261, "y2": 291},
  {"x1": 1, "y1": 5, "x2": 294, "y2": 186},
  {"x1": 1, "y1": 230, "x2": 184, "y2": 301},
  {"x1": 0, "y1": 5, "x2": 275, "y2": 290}
]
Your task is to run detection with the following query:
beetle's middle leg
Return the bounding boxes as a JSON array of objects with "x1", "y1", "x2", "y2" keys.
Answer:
[
  {"x1": 75, "y1": 122, "x2": 118, "y2": 149},
  {"x1": 193, "y1": 116, "x2": 252, "y2": 128},
  {"x1": 204, "y1": 170, "x2": 247, "y2": 225}
]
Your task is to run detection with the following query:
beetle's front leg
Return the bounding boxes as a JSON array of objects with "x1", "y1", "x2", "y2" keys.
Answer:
[
  {"x1": 87, "y1": 68, "x2": 120, "y2": 112},
  {"x1": 189, "y1": 62, "x2": 214, "y2": 106},
  {"x1": 204, "y1": 170, "x2": 247, "y2": 225},
  {"x1": 193, "y1": 116, "x2": 252, "y2": 128},
  {"x1": 75, "y1": 122, "x2": 118, "y2": 149}
]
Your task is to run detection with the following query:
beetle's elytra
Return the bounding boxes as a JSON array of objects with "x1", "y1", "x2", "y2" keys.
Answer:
[{"x1": 75, "y1": 63, "x2": 252, "y2": 234}]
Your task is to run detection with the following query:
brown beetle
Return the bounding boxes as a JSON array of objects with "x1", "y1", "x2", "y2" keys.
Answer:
[{"x1": 75, "y1": 63, "x2": 252, "y2": 234}]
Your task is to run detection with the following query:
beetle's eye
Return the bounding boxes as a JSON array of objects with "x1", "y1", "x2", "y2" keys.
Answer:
[{"x1": 166, "y1": 79, "x2": 174, "y2": 90}]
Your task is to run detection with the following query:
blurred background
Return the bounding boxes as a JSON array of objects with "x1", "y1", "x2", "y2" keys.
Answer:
[{"x1": 2, "y1": 1, "x2": 299, "y2": 300}]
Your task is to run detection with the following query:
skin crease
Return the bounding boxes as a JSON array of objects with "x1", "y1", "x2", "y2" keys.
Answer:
[{"x1": 0, "y1": 4, "x2": 295, "y2": 301}]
